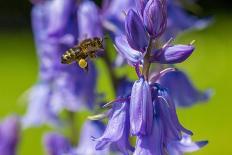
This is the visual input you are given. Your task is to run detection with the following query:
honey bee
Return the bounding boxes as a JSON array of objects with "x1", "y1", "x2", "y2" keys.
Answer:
[{"x1": 61, "y1": 37, "x2": 104, "y2": 70}]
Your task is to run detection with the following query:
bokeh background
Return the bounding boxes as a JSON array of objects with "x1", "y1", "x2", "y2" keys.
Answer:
[{"x1": 0, "y1": 0, "x2": 232, "y2": 154}]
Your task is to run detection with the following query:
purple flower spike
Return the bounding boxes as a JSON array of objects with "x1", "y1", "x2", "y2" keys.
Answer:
[
  {"x1": 143, "y1": 0, "x2": 167, "y2": 38},
  {"x1": 115, "y1": 36, "x2": 143, "y2": 66},
  {"x1": 130, "y1": 78, "x2": 153, "y2": 136},
  {"x1": 78, "y1": 1, "x2": 103, "y2": 39},
  {"x1": 136, "y1": 0, "x2": 149, "y2": 17},
  {"x1": 158, "y1": 70, "x2": 212, "y2": 107},
  {"x1": 151, "y1": 44, "x2": 195, "y2": 64},
  {"x1": 125, "y1": 9, "x2": 148, "y2": 52},
  {"x1": 43, "y1": 132, "x2": 72, "y2": 155},
  {"x1": 95, "y1": 101, "x2": 134, "y2": 155},
  {"x1": 0, "y1": 116, "x2": 20, "y2": 155},
  {"x1": 167, "y1": 134, "x2": 208, "y2": 155}
]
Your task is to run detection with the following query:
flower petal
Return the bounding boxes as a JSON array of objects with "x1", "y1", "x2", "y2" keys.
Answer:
[
  {"x1": 115, "y1": 36, "x2": 143, "y2": 66},
  {"x1": 95, "y1": 101, "x2": 133, "y2": 154},
  {"x1": 143, "y1": 0, "x2": 167, "y2": 38},
  {"x1": 167, "y1": 134, "x2": 208, "y2": 155},
  {"x1": 47, "y1": 0, "x2": 77, "y2": 38},
  {"x1": 0, "y1": 116, "x2": 20, "y2": 155},
  {"x1": 125, "y1": 9, "x2": 148, "y2": 52},
  {"x1": 76, "y1": 121, "x2": 109, "y2": 155},
  {"x1": 78, "y1": 1, "x2": 103, "y2": 39},
  {"x1": 133, "y1": 117, "x2": 164, "y2": 155},
  {"x1": 151, "y1": 44, "x2": 194, "y2": 64},
  {"x1": 130, "y1": 78, "x2": 153, "y2": 136},
  {"x1": 136, "y1": 0, "x2": 149, "y2": 17},
  {"x1": 43, "y1": 132, "x2": 72, "y2": 155},
  {"x1": 158, "y1": 70, "x2": 212, "y2": 107}
]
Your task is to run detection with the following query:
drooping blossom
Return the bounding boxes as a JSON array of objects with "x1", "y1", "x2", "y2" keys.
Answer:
[
  {"x1": 76, "y1": 120, "x2": 109, "y2": 155},
  {"x1": 130, "y1": 77, "x2": 153, "y2": 136},
  {"x1": 94, "y1": 100, "x2": 134, "y2": 155},
  {"x1": 167, "y1": 133, "x2": 208, "y2": 155},
  {"x1": 43, "y1": 132, "x2": 73, "y2": 155},
  {"x1": 158, "y1": 70, "x2": 212, "y2": 107},
  {"x1": 0, "y1": 116, "x2": 20, "y2": 155}
]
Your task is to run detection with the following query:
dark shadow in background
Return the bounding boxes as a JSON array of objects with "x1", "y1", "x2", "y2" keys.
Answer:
[{"x1": 0, "y1": 0, "x2": 231, "y2": 29}]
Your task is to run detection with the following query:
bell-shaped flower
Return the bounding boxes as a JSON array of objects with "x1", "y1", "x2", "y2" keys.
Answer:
[
  {"x1": 130, "y1": 77, "x2": 153, "y2": 136},
  {"x1": 50, "y1": 63, "x2": 97, "y2": 112},
  {"x1": 76, "y1": 121, "x2": 109, "y2": 155},
  {"x1": 143, "y1": 0, "x2": 167, "y2": 38},
  {"x1": 22, "y1": 83, "x2": 60, "y2": 128},
  {"x1": 115, "y1": 36, "x2": 143, "y2": 66},
  {"x1": 134, "y1": 84, "x2": 207, "y2": 154},
  {"x1": 167, "y1": 134, "x2": 208, "y2": 155},
  {"x1": 125, "y1": 9, "x2": 148, "y2": 52},
  {"x1": 0, "y1": 116, "x2": 20, "y2": 155},
  {"x1": 94, "y1": 101, "x2": 134, "y2": 155},
  {"x1": 150, "y1": 44, "x2": 195, "y2": 64},
  {"x1": 78, "y1": 1, "x2": 103, "y2": 39},
  {"x1": 43, "y1": 132, "x2": 72, "y2": 155},
  {"x1": 158, "y1": 70, "x2": 212, "y2": 107}
]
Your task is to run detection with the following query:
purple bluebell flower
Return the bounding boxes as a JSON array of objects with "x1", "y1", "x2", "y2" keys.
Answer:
[
  {"x1": 0, "y1": 116, "x2": 20, "y2": 155},
  {"x1": 76, "y1": 120, "x2": 109, "y2": 155},
  {"x1": 130, "y1": 77, "x2": 153, "y2": 136},
  {"x1": 94, "y1": 101, "x2": 134, "y2": 155},
  {"x1": 22, "y1": 83, "x2": 60, "y2": 128},
  {"x1": 125, "y1": 9, "x2": 148, "y2": 52},
  {"x1": 133, "y1": 84, "x2": 207, "y2": 154},
  {"x1": 78, "y1": 1, "x2": 103, "y2": 39},
  {"x1": 143, "y1": 0, "x2": 167, "y2": 38},
  {"x1": 167, "y1": 134, "x2": 208, "y2": 155},
  {"x1": 158, "y1": 70, "x2": 212, "y2": 107},
  {"x1": 150, "y1": 44, "x2": 195, "y2": 64},
  {"x1": 43, "y1": 132, "x2": 72, "y2": 155}
]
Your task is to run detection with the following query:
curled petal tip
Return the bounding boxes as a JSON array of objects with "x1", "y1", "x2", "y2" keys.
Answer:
[{"x1": 88, "y1": 113, "x2": 108, "y2": 121}]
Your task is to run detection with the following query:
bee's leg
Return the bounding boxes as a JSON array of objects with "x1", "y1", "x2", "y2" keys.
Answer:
[
  {"x1": 77, "y1": 58, "x2": 88, "y2": 71},
  {"x1": 84, "y1": 64, "x2": 88, "y2": 72},
  {"x1": 89, "y1": 51, "x2": 96, "y2": 59}
]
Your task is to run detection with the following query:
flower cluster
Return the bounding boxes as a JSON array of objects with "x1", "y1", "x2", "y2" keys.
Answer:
[
  {"x1": 93, "y1": 0, "x2": 209, "y2": 154},
  {"x1": 0, "y1": 0, "x2": 211, "y2": 155}
]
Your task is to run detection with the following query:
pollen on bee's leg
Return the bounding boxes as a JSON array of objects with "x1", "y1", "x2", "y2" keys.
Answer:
[{"x1": 78, "y1": 59, "x2": 88, "y2": 69}]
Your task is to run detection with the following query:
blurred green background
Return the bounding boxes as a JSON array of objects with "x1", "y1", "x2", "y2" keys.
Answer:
[{"x1": 0, "y1": 1, "x2": 232, "y2": 155}]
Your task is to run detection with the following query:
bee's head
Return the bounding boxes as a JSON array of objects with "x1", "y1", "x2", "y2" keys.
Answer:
[
  {"x1": 94, "y1": 38, "x2": 104, "y2": 49},
  {"x1": 61, "y1": 54, "x2": 72, "y2": 64}
]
